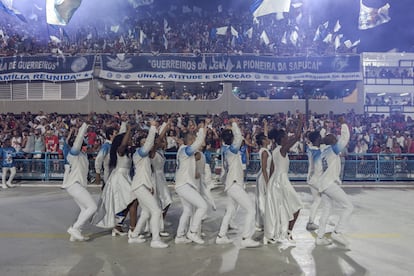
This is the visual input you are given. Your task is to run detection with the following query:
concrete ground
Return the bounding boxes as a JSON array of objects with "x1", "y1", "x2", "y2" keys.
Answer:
[{"x1": 0, "y1": 183, "x2": 413, "y2": 276}]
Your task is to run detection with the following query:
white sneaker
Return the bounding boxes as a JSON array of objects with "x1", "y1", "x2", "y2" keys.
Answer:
[
  {"x1": 285, "y1": 231, "x2": 296, "y2": 246},
  {"x1": 241, "y1": 238, "x2": 260, "y2": 248},
  {"x1": 316, "y1": 237, "x2": 332, "y2": 246},
  {"x1": 216, "y1": 235, "x2": 232, "y2": 245},
  {"x1": 174, "y1": 236, "x2": 192, "y2": 244},
  {"x1": 67, "y1": 227, "x2": 86, "y2": 242},
  {"x1": 263, "y1": 237, "x2": 277, "y2": 245},
  {"x1": 128, "y1": 235, "x2": 146, "y2": 244},
  {"x1": 150, "y1": 240, "x2": 168, "y2": 249},
  {"x1": 331, "y1": 231, "x2": 350, "y2": 246},
  {"x1": 1, "y1": 184, "x2": 8, "y2": 189},
  {"x1": 159, "y1": 231, "x2": 170, "y2": 237},
  {"x1": 187, "y1": 231, "x2": 205, "y2": 245},
  {"x1": 128, "y1": 230, "x2": 146, "y2": 244},
  {"x1": 306, "y1": 222, "x2": 319, "y2": 231},
  {"x1": 6, "y1": 182, "x2": 15, "y2": 188},
  {"x1": 112, "y1": 228, "x2": 128, "y2": 237}
]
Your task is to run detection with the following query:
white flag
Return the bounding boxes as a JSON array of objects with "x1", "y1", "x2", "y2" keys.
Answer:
[
  {"x1": 46, "y1": 0, "x2": 82, "y2": 26},
  {"x1": 216, "y1": 26, "x2": 228, "y2": 36},
  {"x1": 334, "y1": 20, "x2": 341, "y2": 32},
  {"x1": 164, "y1": 19, "x2": 171, "y2": 34},
  {"x1": 290, "y1": 30, "x2": 298, "y2": 46},
  {"x1": 49, "y1": 35, "x2": 62, "y2": 44},
  {"x1": 139, "y1": 30, "x2": 147, "y2": 44},
  {"x1": 359, "y1": 1, "x2": 391, "y2": 30},
  {"x1": 230, "y1": 26, "x2": 239, "y2": 37},
  {"x1": 110, "y1": 25, "x2": 120, "y2": 33},
  {"x1": 260, "y1": 30, "x2": 270, "y2": 45},
  {"x1": 245, "y1": 27, "x2": 253, "y2": 39},
  {"x1": 323, "y1": 33, "x2": 332, "y2": 44},
  {"x1": 128, "y1": 0, "x2": 153, "y2": 8},
  {"x1": 344, "y1": 40, "x2": 352, "y2": 48},
  {"x1": 334, "y1": 34, "x2": 343, "y2": 49},
  {"x1": 253, "y1": 0, "x2": 291, "y2": 18},
  {"x1": 163, "y1": 34, "x2": 168, "y2": 50},
  {"x1": 281, "y1": 31, "x2": 287, "y2": 44}
]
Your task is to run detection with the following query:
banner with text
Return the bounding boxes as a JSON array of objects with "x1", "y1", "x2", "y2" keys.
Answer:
[
  {"x1": 99, "y1": 54, "x2": 362, "y2": 82},
  {"x1": 0, "y1": 55, "x2": 95, "y2": 82}
]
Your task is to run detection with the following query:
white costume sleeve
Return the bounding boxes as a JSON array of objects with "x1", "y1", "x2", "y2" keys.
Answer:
[
  {"x1": 332, "y1": 123, "x2": 350, "y2": 155},
  {"x1": 185, "y1": 127, "x2": 205, "y2": 156},
  {"x1": 137, "y1": 125, "x2": 157, "y2": 157},
  {"x1": 229, "y1": 122, "x2": 242, "y2": 153},
  {"x1": 70, "y1": 123, "x2": 88, "y2": 156}
]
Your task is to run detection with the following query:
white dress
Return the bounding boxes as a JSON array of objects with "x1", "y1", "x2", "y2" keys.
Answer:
[
  {"x1": 151, "y1": 150, "x2": 172, "y2": 210},
  {"x1": 264, "y1": 146, "x2": 302, "y2": 240},
  {"x1": 256, "y1": 147, "x2": 271, "y2": 228},
  {"x1": 93, "y1": 153, "x2": 134, "y2": 228}
]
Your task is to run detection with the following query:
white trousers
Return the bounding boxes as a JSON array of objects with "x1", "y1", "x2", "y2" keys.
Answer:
[
  {"x1": 133, "y1": 186, "x2": 162, "y2": 241},
  {"x1": 309, "y1": 185, "x2": 322, "y2": 223},
  {"x1": 176, "y1": 184, "x2": 208, "y2": 237},
  {"x1": 2, "y1": 167, "x2": 16, "y2": 186},
  {"x1": 218, "y1": 184, "x2": 255, "y2": 239},
  {"x1": 66, "y1": 182, "x2": 97, "y2": 230},
  {"x1": 318, "y1": 184, "x2": 353, "y2": 238}
]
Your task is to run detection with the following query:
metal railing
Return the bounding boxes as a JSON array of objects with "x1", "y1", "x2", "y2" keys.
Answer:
[{"x1": 1, "y1": 152, "x2": 414, "y2": 183}]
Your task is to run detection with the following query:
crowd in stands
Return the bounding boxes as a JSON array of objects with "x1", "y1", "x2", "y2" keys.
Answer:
[
  {"x1": 365, "y1": 67, "x2": 414, "y2": 79},
  {"x1": 2, "y1": 110, "x2": 414, "y2": 168},
  {"x1": 0, "y1": 1, "x2": 356, "y2": 57}
]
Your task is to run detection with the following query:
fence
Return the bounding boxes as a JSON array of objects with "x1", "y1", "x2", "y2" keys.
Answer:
[{"x1": 1, "y1": 152, "x2": 414, "y2": 183}]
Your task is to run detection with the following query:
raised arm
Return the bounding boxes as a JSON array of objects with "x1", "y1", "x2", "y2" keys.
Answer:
[
  {"x1": 117, "y1": 124, "x2": 132, "y2": 156},
  {"x1": 333, "y1": 117, "x2": 350, "y2": 155},
  {"x1": 70, "y1": 123, "x2": 88, "y2": 156},
  {"x1": 281, "y1": 114, "x2": 303, "y2": 157},
  {"x1": 137, "y1": 121, "x2": 157, "y2": 157},
  {"x1": 229, "y1": 119, "x2": 242, "y2": 153},
  {"x1": 184, "y1": 119, "x2": 208, "y2": 156}
]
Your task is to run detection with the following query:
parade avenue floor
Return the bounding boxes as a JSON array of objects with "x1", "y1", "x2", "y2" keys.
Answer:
[{"x1": 0, "y1": 183, "x2": 413, "y2": 276}]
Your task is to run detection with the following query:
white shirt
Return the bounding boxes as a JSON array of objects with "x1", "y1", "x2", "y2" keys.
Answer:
[
  {"x1": 175, "y1": 128, "x2": 205, "y2": 189},
  {"x1": 308, "y1": 124, "x2": 350, "y2": 192},
  {"x1": 222, "y1": 122, "x2": 244, "y2": 191},
  {"x1": 131, "y1": 126, "x2": 157, "y2": 191}
]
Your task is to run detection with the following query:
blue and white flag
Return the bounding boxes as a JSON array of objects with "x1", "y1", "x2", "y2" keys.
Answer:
[
  {"x1": 359, "y1": 1, "x2": 390, "y2": 30},
  {"x1": 0, "y1": 0, "x2": 27, "y2": 22},
  {"x1": 252, "y1": 0, "x2": 291, "y2": 18},
  {"x1": 46, "y1": 0, "x2": 82, "y2": 26}
]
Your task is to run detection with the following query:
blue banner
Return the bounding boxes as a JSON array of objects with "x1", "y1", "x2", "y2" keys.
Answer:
[
  {"x1": 99, "y1": 54, "x2": 362, "y2": 82},
  {"x1": 0, "y1": 55, "x2": 95, "y2": 82}
]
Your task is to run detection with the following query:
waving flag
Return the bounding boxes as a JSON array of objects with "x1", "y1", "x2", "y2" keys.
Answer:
[
  {"x1": 359, "y1": 0, "x2": 390, "y2": 30},
  {"x1": 252, "y1": 0, "x2": 291, "y2": 18},
  {"x1": 0, "y1": 0, "x2": 27, "y2": 22},
  {"x1": 128, "y1": 0, "x2": 154, "y2": 8},
  {"x1": 46, "y1": 0, "x2": 82, "y2": 26}
]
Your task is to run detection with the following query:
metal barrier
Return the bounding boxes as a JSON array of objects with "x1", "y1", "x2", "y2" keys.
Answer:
[{"x1": 1, "y1": 152, "x2": 414, "y2": 183}]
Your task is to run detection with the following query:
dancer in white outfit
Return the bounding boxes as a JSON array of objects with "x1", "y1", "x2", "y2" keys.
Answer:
[
  {"x1": 255, "y1": 132, "x2": 272, "y2": 231},
  {"x1": 150, "y1": 120, "x2": 173, "y2": 236},
  {"x1": 307, "y1": 117, "x2": 353, "y2": 247},
  {"x1": 128, "y1": 121, "x2": 168, "y2": 249},
  {"x1": 264, "y1": 116, "x2": 303, "y2": 245},
  {"x1": 216, "y1": 119, "x2": 260, "y2": 248},
  {"x1": 63, "y1": 123, "x2": 97, "y2": 242},
  {"x1": 306, "y1": 137, "x2": 322, "y2": 232},
  {"x1": 94, "y1": 126, "x2": 118, "y2": 189},
  {"x1": 93, "y1": 125, "x2": 137, "y2": 236},
  {"x1": 174, "y1": 119, "x2": 209, "y2": 245}
]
